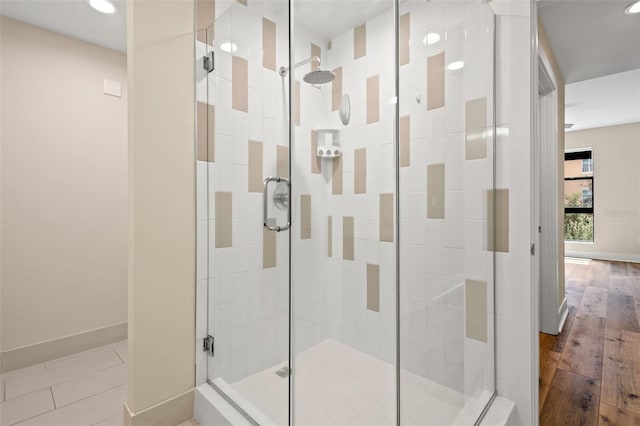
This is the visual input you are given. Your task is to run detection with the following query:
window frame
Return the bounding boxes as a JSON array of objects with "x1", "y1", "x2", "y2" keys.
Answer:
[{"x1": 564, "y1": 149, "x2": 594, "y2": 241}]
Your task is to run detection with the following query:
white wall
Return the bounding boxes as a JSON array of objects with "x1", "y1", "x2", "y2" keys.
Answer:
[
  {"x1": 565, "y1": 122, "x2": 640, "y2": 262},
  {"x1": 0, "y1": 17, "x2": 128, "y2": 352},
  {"x1": 490, "y1": 1, "x2": 536, "y2": 424}
]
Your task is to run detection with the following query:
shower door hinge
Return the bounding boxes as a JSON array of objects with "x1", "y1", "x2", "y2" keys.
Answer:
[
  {"x1": 203, "y1": 335, "x2": 214, "y2": 357},
  {"x1": 203, "y1": 51, "x2": 215, "y2": 73},
  {"x1": 531, "y1": 243, "x2": 536, "y2": 256}
]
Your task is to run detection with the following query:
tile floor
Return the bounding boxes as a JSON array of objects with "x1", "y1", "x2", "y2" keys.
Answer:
[{"x1": 1, "y1": 341, "x2": 128, "y2": 426}]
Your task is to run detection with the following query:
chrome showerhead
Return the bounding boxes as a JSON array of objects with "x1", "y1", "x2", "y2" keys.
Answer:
[
  {"x1": 303, "y1": 69, "x2": 336, "y2": 85},
  {"x1": 278, "y1": 56, "x2": 335, "y2": 86}
]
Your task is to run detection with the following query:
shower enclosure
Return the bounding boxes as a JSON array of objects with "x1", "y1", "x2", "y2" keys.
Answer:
[{"x1": 195, "y1": 0, "x2": 496, "y2": 424}]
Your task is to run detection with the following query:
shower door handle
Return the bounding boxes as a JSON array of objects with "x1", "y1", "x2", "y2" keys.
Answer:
[{"x1": 263, "y1": 176, "x2": 291, "y2": 232}]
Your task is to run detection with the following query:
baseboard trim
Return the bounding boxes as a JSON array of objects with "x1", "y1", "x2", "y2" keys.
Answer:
[
  {"x1": 557, "y1": 297, "x2": 568, "y2": 334},
  {"x1": 0, "y1": 322, "x2": 127, "y2": 373},
  {"x1": 565, "y1": 250, "x2": 640, "y2": 263},
  {"x1": 125, "y1": 389, "x2": 194, "y2": 426}
]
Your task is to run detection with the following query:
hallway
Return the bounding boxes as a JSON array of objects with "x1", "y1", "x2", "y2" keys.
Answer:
[{"x1": 540, "y1": 259, "x2": 640, "y2": 425}]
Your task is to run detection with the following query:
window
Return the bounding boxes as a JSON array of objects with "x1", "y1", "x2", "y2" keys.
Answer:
[{"x1": 564, "y1": 150, "x2": 593, "y2": 242}]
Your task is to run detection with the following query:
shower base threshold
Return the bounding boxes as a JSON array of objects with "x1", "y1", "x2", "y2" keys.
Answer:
[{"x1": 196, "y1": 339, "x2": 494, "y2": 425}]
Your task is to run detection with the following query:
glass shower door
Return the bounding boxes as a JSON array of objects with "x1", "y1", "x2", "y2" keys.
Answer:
[
  {"x1": 398, "y1": 1, "x2": 497, "y2": 424},
  {"x1": 200, "y1": 0, "x2": 292, "y2": 424}
]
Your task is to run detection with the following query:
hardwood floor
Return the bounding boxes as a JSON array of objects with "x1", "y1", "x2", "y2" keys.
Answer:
[{"x1": 539, "y1": 259, "x2": 640, "y2": 426}]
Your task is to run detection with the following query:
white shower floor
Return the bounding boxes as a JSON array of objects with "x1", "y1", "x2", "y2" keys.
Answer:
[{"x1": 229, "y1": 339, "x2": 482, "y2": 426}]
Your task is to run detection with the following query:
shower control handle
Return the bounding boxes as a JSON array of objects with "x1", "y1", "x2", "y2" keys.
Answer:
[{"x1": 263, "y1": 176, "x2": 291, "y2": 232}]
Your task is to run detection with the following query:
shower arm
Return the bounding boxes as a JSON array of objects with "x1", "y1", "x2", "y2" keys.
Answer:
[
  {"x1": 278, "y1": 56, "x2": 321, "y2": 77},
  {"x1": 294, "y1": 56, "x2": 320, "y2": 68}
]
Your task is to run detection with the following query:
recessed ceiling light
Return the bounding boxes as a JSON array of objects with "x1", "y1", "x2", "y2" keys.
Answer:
[
  {"x1": 447, "y1": 61, "x2": 464, "y2": 71},
  {"x1": 624, "y1": 0, "x2": 640, "y2": 14},
  {"x1": 89, "y1": 0, "x2": 116, "y2": 14},
  {"x1": 422, "y1": 32, "x2": 441, "y2": 45},
  {"x1": 220, "y1": 42, "x2": 238, "y2": 53}
]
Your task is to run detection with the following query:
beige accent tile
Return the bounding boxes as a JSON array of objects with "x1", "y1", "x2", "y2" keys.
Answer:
[
  {"x1": 300, "y1": 195, "x2": 311, "y2": 240},
  {"x1": 197, "y1": 102, "x2": 214, "y2": 162},
  {"x1": 367, "y1": 264, "x2": 380, "y2": 312},
  {"x1": 327, "y1": 216, "x2": 332, "y2": 257},
  {"x1": 465, "y1": 97, "x2": 487, "y2": 160},
  {"x1": 0, "y1": 324, "x2": 126, "y2": 374},
  {"x1": 354, "y1": 148, "x2": 366, "y2": 194},
  {"x1": 354, "y1": 24, "x2": 366, "y2": 60},
  {"x1": 215, "y1": 192, "x2": 232, "y2": 248},
  {"x1": 232, "y1": 56, "x2": 248, "y2": 112},
  {"x1": 488, "y1": 189, "x2": 509, "y2": 253},
  {"x1": 15, "y1": 385, "x2": 126, "y2": 426},
  {"x1": 343, "y1": 217, "x2": 354, "y2": 261},
  {"x1": 293, "y1": 80, "x2": 300, "y2": 127},
  {"x1": 311, "y1": 43, "x2": 321, "y2": 71},
  {"x1": 332, "y1": 67, "x2": 343, "y2": 112},
  {"x1": 465, "y1": 280, "x2": 488, "y2": 343},
  {"x1": 0, "y1": 388, "x2": 54, "y2": 425},
  {"x1": 196, "y1": 0, "x2": 214, "y2": 43},
  {"x1": 399, "y1": 13, "x2": 410, "y2": 66},
  {"x1": 311, "y1": 130, "x2": 320, "y2": 174},
  {"x1": 276, "y1": 145, "x2": 289, "y2": 179},
  {"x1": 263, "y1": 228, "x2": 276, "y2": 269},
  {"x1": 427, "y1": 52, "x2": 445, "y2": 110},
  {"x1": 196, "y1": 28, "x2": 207, "y2": 45},
  {"x1": 5, "y1": 349, "x2": 122, "y2": 400},
  {"x1": 262, "y1": 18, "x2": 276, "y2": 71},
  {"x1": 427, "y1": 164, "x2": 445, "y2": 219},
  {"x1": 380, "y1": 193, "x2": 394, "y2": 242},
  {"x1": 248, "y1": 141, "x2": 263, "y2": 193},
  {"x1": 51, "y1": 363, "x2": 127, "y2": 408},
  {"x1": 366, "y1": 75, "x2": 379, "y2": 124},
  {"x1": 332, "y1": 156, "x2": 343, "y2": 195},
  {"x1": 399, "y1": 115, "x2": 410, "y2": 167}
]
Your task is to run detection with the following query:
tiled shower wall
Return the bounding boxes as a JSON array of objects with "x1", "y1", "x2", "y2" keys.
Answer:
[
  {"x1": 395, "y1": 0, "x2": 496, "y2": 398},
  {"x1": 315, "y1": 5, "x2": 398, "y2": 366},
  {"x1": 306, "y1": 0, "x2": 497, "y2": 400},
  {"x1": 195, "y1": 0, "x2": 498, "y2": 405}
]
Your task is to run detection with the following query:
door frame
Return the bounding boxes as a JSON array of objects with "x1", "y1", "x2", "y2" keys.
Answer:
[{"x1": 537, "y1": 49, "x2": 567, "y2": 336}]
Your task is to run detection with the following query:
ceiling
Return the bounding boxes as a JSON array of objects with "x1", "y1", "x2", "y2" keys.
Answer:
[
  {"x1": 0, "y1": 0, "x2": 127, "y2": 53},
  {"x1": 539, "y1": 0, "x2": 640, "y2": 130},
  {"x1": 0, "y1": 0, "x2": 394, "y2": 54},
  {"x1": 565, "y1": 69, "x2": 640, "y2": 132},
  {"x1": 3, "y1": 0, "x2": 639, "y2": 133},
  {"x1": 538, "y1": 0, "x2": 640, "y2": 84},
  {"x1": 294, "y1": 0, "x2": 393, "y2": 41}
]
